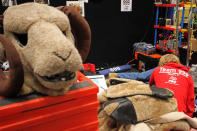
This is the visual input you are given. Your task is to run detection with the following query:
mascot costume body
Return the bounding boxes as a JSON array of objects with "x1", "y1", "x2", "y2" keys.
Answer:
[{"x1": 97, "y1": 78, "x2": 197, "y2": 131}]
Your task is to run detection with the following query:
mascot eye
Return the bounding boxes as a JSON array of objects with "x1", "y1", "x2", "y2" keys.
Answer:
[
  {"x1": 62, "y1": 31, "x2": 66, "y2": 36},
  {"x1": 14, "y1": 33, "x2": 28, "y2": 47}
]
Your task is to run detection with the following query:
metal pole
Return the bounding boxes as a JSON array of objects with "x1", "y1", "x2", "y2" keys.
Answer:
[
  {"x1": 154, "y1": 7, "x2": 159, "y2": 46},
  {"x1": 186, "y1": 0, "x2": 194, "y2": 67},
  {"x1": 175, "y1": 0, "x2": 180, "y2": 55},
  {"x1": 179, "y1": 7, "x2": 185, "y2": 46}
]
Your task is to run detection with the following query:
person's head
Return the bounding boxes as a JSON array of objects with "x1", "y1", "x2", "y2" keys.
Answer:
[{"x1": 159, "y1": 54, "x2": 181, "y2": 66}]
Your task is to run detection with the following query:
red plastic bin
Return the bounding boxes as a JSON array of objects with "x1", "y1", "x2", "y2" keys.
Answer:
[
  {"x1": 0, "y1": 71, "x2": 99, "y2": 131},
  {"x1": 83, "y1": 63, "x2": 96, "y2": 73}
]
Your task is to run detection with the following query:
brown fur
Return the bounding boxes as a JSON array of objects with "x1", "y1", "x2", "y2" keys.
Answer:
[
  {"x1": 60, "y1": 6, "x2": 91, "y2": 62},
  {"x1": 128, "y1": 95, "x2": 177, "y2": 122},
  {"x1": 0, "y1": 43, "x2": 5, "y2": 62},
  {"x1": 104, "y1": 103, "x2": 119, "y2": 116},
  {"x1": 98, "y1": 110, "x2": 117, "y2": 131},
  {"x1": 0, "y1": 35, "x2": 24, "y2": 97}
]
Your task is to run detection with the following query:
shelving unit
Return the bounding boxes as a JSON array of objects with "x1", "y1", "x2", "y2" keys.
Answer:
[
  {"x1": 154, "y1": 25, "x2": 188, "y2": 32},
  {"x1": 154, "y1": 3, "x2": 196, "y2": 52},
  {"x1": 155, "y1": 3, "x2": 196, "y2": 7}
]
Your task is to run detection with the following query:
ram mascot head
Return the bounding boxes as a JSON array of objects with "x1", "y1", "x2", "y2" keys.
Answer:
[{"x1": 0, "y1": 3, "x2": 91, "y2": 97}]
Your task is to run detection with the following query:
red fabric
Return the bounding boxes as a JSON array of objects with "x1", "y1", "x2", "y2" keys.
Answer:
[{"x1": 149, "y1": 62, "x2": 195, "y2": 117}]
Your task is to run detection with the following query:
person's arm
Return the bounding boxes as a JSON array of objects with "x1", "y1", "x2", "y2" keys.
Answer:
[
  {"x1": 186, "y1": 76, "x2": 195, "y2": 117},
  {"x1": 149, "y1": 69, "x2": 156, "y2": 86}
]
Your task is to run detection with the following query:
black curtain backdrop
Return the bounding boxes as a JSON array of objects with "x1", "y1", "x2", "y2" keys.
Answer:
[
  {"x1": 1, "y1": 0, "x2": 155, "y2": 66},
  {"x1": 84, "y1": 0, "x2": 154, "y2": 66}
]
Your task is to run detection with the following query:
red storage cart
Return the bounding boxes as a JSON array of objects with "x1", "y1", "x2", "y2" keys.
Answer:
[{"x1": 0, "y1": 71, "x2": 99, "y2": 131}]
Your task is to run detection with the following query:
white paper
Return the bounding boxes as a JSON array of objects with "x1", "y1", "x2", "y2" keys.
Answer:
[
  {"x1": 86, "y1": 75, "x2": 108, "y2": 94},
  {"x1": 78, "y1": 0, "x2": 88, "y2": 3},
  {"x1": 121, "y1": 0, "x2": 132, "y2": 12},
  {"x1": 66, "y1": 1, "x2": 85, "y2": 17}
]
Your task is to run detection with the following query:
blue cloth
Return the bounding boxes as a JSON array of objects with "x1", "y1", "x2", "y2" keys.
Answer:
[
  {"x1": 99, "y1": 64, "x2": 131, "y2": 76},
  {"x1": 117, "y1": 68, "x2": 155, "y2": 83}
]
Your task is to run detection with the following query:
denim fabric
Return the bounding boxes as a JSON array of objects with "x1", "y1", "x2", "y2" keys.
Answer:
[{"x1": 117, "y1": 68, "x2": 155, "y2": 83}]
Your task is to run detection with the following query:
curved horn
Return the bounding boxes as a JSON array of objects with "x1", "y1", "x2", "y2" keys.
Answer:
[
  {"x1": 0, "y1": 15, "x2": 3, "y2": 34},
  {"x1": 0, "y1": 35, "x2": 24, "y2": 97},
  {"x1": 60, "y1": 6, "x2": 91, "y2": 62}
]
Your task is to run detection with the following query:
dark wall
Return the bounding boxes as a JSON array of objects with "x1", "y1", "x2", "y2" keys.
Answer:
[
  {"x1": 51, "y1": 0, "x2": 154, "y2": 65},
  {"x1": 84, "y1": 0, "x2": 154, "y2": 65}
]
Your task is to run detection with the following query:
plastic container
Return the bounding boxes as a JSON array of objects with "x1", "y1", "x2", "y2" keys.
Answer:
[
  {"x1": 83, "y1": 63, "x2": 96, "y2": 73},
  {"x1": 0, "y1": 71, "x2": 99, "y2": 131}
]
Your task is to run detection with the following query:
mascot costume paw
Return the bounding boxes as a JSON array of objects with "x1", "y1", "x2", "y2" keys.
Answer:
[{"x1": 0, "y1": 3, "x2": 91, "y2": 97}]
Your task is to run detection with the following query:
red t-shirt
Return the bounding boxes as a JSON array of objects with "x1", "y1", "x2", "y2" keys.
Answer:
[{"x1": 149, "y1": 62, "x2": 195, "y2": 117}]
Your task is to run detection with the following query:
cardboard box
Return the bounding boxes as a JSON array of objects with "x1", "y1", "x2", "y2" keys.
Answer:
[{"x1": 191, "y1": 39, "x2": 197, "y2": 51}]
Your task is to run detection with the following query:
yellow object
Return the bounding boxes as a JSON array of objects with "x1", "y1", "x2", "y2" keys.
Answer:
[
  {"x1": 108, "y1": 73, "x2": 118, "y2": 78},
  {"x1": 183, "y1": 4, "x2": 196, "y2": 7},
  {"x1": 180, "y1": 29, "x2": 188, "y2": 32}
]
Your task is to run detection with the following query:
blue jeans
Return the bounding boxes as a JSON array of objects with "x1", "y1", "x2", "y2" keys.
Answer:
[{"x1": 117, "y1": 68, "x2": 155, "y2": 83}]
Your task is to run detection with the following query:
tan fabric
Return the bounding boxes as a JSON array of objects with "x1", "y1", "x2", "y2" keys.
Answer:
[
  {"x1": 4, "y1": 3, "x2": 70, "y2": 34},
  {"x1": 128, "y1": 120, "x2": 190, "y2": 131},
  {"x1": 107, "y1": 81, "x2": 152, "y2": 98},
  {"x1": 106, "y1": 78, "x2": 173, "y2": 99},
  {"x1": 128, "y1": 112, "x2": 197, "y2": 131},
  {"x1": 129, "y1": 123, "x2": 151, "y2": 131},
  {"x1": 97, "y1": 90, "x2": 108, "y2": 103},
  {"x1": 98, "y1": 78, "x2": 196, "y2": 131},
  {"x1": 128, "y1": 95, "x2": 177, "y2": 122},
  {"x1": 156, "y1": 120, "x2": 190, "y2": 131},
  {"x1": 104, "y1": 103, "x2": 119, "y2": 116},
  {"x1": 146, "y1": 112, "x2": 197, "y2": 129}
]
